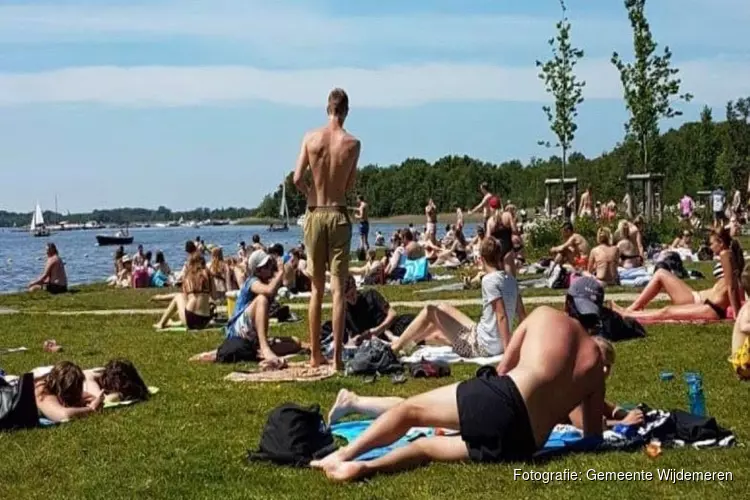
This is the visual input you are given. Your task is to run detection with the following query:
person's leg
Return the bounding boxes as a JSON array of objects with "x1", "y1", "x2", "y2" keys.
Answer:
[
  {"x1": 622, "y1": 269, "x2": 696, "y2": 311},
  {"x1": 312, "y1": 383, "x2": 461, "y2": 469},
  {"x1": 28, "y1": 285, "x2": 42, "y2": 292},
  {"x1": 328, "y1": 389, "x2": 405, "y2": 424},
  {"x1": 329, "y1": 212, "x2": 353, "y2": 371},
  {"x1": 618, "y1": 303, "x2": 719, "y2": 322},
  {"x1": 154, "y1": 294, "x2": 186, "y2": 329},
  {"x1": 305, "y1": 211, "x2": 328, "y2": 368},
  {"x1": 389, "y1": 305, "x2": 443, "y2": 352},
  {"x1": 249, "y1": 294, "x2": 279, "y2": 362},
  {"x1": 320, "y1": 436, "x2": 468, "y2": 482}
]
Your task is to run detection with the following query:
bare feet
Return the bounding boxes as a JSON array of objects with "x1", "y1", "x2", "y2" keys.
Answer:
[
  {"x1": 328, "y1": 389, "x2": 356, "y2": 425},
  {"x1": 610, "y1": 301, "x2": 625, "y2": 314},
  {"x1": 153, "y1": 323, "x2": 165, "y2": 330},
  {"x1": 310, "y1": 355, "x2": 329, "y2": 368},
  {"x1": 310, "y1": 451, "x2": 344, "y2": 473},
  {"x1": 189, "y1": 350, "x2": 217, "y2": 363},
  {"x1": 320, "y1": 461, "x2": 367, "y2": 483}
]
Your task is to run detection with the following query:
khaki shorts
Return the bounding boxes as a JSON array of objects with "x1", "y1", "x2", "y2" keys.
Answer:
[{"x1": 304, "y1": 207, "x2": 352, "y2": 279}]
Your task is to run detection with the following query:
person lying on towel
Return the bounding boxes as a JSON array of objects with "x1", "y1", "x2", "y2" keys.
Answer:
[
  {"x1": 327, "y1": 336, "x2": 643, "y2": 429},
  {"x1": 33, "y1": 359, "x2": 149, "y2": 423},
  {"x1": 611, "y1": 228, "x2": 744, "y2": 323},
  {"x1": 311, "y1": 301, "x2": 607, "y2": 482},
  {"x1": 387, "y1": 236, "x2": 524, "y2": 359}
]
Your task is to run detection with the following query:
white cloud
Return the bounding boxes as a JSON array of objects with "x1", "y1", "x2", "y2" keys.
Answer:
[
  {"x1": 0, "y1": 0, "x2": 745, "y2": 61},
  {"x1": 0, "y1": 58, "x2": 746, "y2": 108}
]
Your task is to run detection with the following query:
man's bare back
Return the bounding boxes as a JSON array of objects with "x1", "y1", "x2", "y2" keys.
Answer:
[
  {"x1": 499, "y1": 306, "x2": 604, "y2": 445},
  {"x1": 299, "y1": 126, "x2": 360, "y2": 208},
  {"x1": 294, "y1": 88, "x2": 361, "y2": 371}
]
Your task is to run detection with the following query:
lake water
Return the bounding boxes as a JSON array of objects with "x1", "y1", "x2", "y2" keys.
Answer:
[{"x1": 0, "y1": 224, "x2": 409, "y2": 293}]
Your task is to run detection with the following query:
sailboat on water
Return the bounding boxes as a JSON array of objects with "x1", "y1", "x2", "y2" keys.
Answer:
[
  {"x1": 30, "y1": 202, "x2": 50, "y2": 237},
  {"x1": 268, "y1": 180, "x2": 291, "y2": 232}
]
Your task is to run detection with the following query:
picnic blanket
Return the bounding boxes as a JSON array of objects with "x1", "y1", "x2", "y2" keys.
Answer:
[
  {"x1": 330, "y1": 421, "x2": 594, "y2": 461},
  {"x1": 400, "y1": 346, "x2": 503, "y2": 366},
  {"x1": 225, "y1": 362, "x2": 335, "y2": 383}
]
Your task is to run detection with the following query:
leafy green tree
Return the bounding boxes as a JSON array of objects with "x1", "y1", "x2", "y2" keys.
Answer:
[
  {"x1": 696, "y1": 106, "x2": 720, "y2": 189},
  {"x1": 536, "y1": 0, "x2": 585, "y2": 185},
  {"x1": 611, "y1": 0, "x2": 692, "y2": 174}
]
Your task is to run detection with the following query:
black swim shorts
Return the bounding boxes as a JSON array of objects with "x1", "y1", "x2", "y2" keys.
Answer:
[{"x1": 456, "y1": 366, "x2": 537, "y2": 462}]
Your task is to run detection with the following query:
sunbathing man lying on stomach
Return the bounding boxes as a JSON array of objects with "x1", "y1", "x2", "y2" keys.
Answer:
[
  {"x1": 311, "y1": 294, "x2": 608, "y2": 482},
  {"x1": 328, "y1": 335, "x2": 644, "y2": 428},
  {"x1": 550, "y1": 222, "x2": 590, "y2": 269}
]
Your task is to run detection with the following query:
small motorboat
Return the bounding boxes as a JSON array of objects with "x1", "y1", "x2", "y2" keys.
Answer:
[
  {"x1": 96, "y1": 228, "x2": 134, "y2": 246},
  {"x1": 268, "y1": 223, "x2": 289, "y2": 233}
]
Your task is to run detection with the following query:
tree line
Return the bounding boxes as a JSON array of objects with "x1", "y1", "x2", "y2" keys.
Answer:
[
  {"x1": 0, "y1": 206, "x2": 254, "y2": 228},
  {"x1": 253, "y1": 101, "x2": 750, "y2": 219}
]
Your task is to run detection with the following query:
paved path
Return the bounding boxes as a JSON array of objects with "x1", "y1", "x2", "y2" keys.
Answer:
[{"x1": 10, "y1": 292, "x2": 667, "y2": 317}]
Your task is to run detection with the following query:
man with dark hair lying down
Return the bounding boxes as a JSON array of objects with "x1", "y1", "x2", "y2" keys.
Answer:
[
  {"x1": 343, "y1": 276, "x2": 412, "y2": 345},
  {"x1": 311, "y1": 278, "x2": 607, "y2": 482}
]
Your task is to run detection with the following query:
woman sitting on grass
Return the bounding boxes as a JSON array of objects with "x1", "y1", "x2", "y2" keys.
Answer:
[
  {"x1": 154, "y1": 253, "x2": 215, "y2": 330},
  {"x1": 587, "y1": 227, "x2": 620, "y2": 286},
  {"x1": 612, "y1": 228, "x2": 744, "y2": 322},
  {"x1": 35, "y1": 359, "x2": 149, "y2": 423}
]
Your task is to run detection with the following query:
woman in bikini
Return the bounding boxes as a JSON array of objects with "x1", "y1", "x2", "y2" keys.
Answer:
[
  {"x1": 34, "y1": 359, "x2": 149, "y2": 423},
  {"x1": 208, "y1": 246, "x2": 238, "y2": 299},
  {"x1": 154, "y1": 253, "x2": 215, "y2": 330},
  {"x1": 611, "y1": 228, "x2": 744, "y2": 322}
]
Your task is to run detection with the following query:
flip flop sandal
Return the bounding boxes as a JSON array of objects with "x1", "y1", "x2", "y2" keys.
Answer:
[
  {"x1": 363, "y1": 375, "x2": 377, "y2": 384},
  {"x1": 391, "y1": 373, "x2": 407, "y2": 385}
]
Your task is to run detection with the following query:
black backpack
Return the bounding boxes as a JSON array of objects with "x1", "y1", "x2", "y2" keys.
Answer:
[
  {"x1": 345, "y1": 338, "x2": 403, "y2": 376},
  {"x1": 0, "y1": 373, "x2": 39, "y2": 431},
  {"x1": 598, "y1": 307, "x2": 646, "y2": 342},
  {"x1": 247, "y1": 403, "x2": 336, "y2": 467}
]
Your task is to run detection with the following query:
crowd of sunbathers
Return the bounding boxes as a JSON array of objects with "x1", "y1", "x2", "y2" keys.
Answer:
[{"x1": 16, "y1": 183, "x2": 750, "y2": 483}]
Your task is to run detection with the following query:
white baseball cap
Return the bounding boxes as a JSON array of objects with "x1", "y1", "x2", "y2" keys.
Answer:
[{"x1": 247, "y1": 249, "x2": 271, "y2": 275}]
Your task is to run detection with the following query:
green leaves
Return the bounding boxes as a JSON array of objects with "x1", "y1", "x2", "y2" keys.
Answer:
[
  {"x1": 537, "y1": 0, "x2": 586, "y2": 181},
  {"x1": 612, "y1": 0, "x2": 691, "y2": 173}
]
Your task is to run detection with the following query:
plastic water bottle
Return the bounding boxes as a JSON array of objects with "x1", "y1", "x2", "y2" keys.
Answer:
[{"x1": 685, "y1": 373, "x2": 706, "y2": 416}]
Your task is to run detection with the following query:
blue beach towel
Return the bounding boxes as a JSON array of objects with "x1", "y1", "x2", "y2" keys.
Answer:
[{"x1": 330, "y1": 420, "x2": 597, "y2": 461}]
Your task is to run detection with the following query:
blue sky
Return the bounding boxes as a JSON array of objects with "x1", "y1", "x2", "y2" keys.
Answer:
[{"x1": 0, "y1": 0, "x2": 748, "y2": 213}]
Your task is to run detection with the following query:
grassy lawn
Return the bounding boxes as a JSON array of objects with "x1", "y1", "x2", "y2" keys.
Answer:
[{"x1": 0, "y1": 285, "x2": 747, "y2": 499}]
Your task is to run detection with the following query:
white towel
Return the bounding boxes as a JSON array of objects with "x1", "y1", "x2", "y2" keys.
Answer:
[{"x1": 400, "y1": 345, "x2": 503, "y2": 366}]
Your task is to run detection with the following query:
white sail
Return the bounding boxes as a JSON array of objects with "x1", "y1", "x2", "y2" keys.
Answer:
[{"x1": 30, "y1": 202, "x2": 45, "y2": 231}]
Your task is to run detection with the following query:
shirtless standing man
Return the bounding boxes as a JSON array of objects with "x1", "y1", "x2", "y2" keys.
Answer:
[
  {"x1": 312, "y1": 280, "x2": 606, "y2": 482},
  {"x1": 28, "y1": 242, "x2": 68, "y2": 294},
  {"x1": 579, "y1": 186, "x2": 593, "y2": 218},
  {"x1": 354, "y1": 195, "x2": 369, "y2": 251},
  {"x1": 294, "y1": 88, "x2": 361, "y2": 370},
  {"x1": 469, "y1": 182, "x2": 494, "y2": 228}
]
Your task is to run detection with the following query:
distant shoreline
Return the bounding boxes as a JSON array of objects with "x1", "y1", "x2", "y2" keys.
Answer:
[{"x1": 235, "y1": 212, "x2": 483, "y2": 227}]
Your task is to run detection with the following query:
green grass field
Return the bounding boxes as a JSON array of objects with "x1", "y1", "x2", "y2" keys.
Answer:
[{"x1": 1, "y1": 274, "x2": 746, "y2": 499}]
